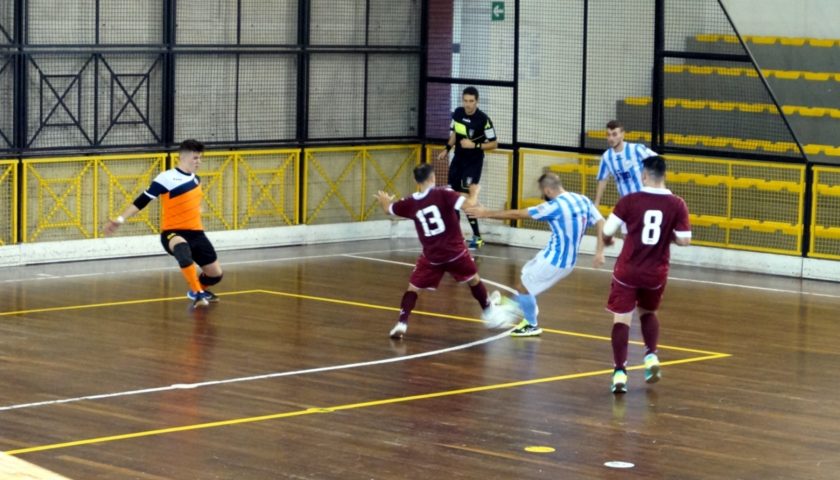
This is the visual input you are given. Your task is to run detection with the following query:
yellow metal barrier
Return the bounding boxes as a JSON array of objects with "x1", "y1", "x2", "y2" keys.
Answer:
[
  {"x1": 303, "y1": 145, "x2": 420, "y2": 224},
  {"x1": 519, "y1": 149, "x2": 806, "y2": 255},
  {"x1": 0, "y1": 159, "x2": 18, "y2": 245},
  {"x1": 22, "y1": 154, "x2": 166, "y2": 242},
  {"x1": 809, "y1": 166, "x2": 840, "y2": 259},
  {"x1": 172, "y1": 149, "x2": 300, "y2": 230}
]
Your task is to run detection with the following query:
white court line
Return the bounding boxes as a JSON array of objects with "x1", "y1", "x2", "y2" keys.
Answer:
[{"x1": 0, "y1": 328, "x2": 512, "y2": 413}]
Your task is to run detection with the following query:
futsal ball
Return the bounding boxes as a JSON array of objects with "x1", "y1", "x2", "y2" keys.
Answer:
[{"x1": 481, "y1": 293, "x2": 523, "y2": 329}]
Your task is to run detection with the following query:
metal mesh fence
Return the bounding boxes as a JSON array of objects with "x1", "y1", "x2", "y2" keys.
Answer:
[
  {"x1": 518, "y1": 0, "x2": 583, "y2": 148},
  {"x1": 304, "y1": 145, "x2": 419, "y2": 225},
  {"x1": 25, "y1": 54, "x2": 97, "y2": 149},
  {"x1": 174, "y1": 53, "x2": 297, "y2": 144},
  {"x1": 0, "y1": 53, "x2": 12, "y2": 148},
  {"x1": 582, "y1": 0, "x2": 655, "y2": 151},
  {"x1": 0, "y1": 1, "x2": 12, "y2": 44},
  {"x1": 809, "y1": 167, "x2": 840, "y2": 259},
  {"x1": 367, "y1": 54, "x2": 421, "y2": 138},
  {"x1": 1, "y1": 0, "x2": 419, "y2": 154},
  {"x1": 0, "y1": 159, "x2": 16, "y2": 245}
]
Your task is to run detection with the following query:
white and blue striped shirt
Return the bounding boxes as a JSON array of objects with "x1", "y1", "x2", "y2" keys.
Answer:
[
  {"x1": 528, "y1": 192, "x2": 604, "y2": 269},
  {"x1": 597, "y1": 142, "x2": 657, "y2": 197}
]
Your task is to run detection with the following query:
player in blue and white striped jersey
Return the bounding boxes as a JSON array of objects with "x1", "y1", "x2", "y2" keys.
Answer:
[
  {"x1": 594, "y1": 120, "x2": 657, "y2": 207},
  {"x1": 466, "y1": 173, "x2": 606, "y2": 336}
]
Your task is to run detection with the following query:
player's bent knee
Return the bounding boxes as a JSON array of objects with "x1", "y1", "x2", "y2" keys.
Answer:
[
  {"x1": 172, "y1": 243, "x2": 194, "y2": 268},
  {"x1": 199, "y1": 272, "x2": 223, "y2": 286}
]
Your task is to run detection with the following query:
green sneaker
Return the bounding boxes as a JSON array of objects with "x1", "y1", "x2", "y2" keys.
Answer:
[
  {"x1": 611, "y1": 370, "x2": 628, "y2": 394},
  {"x1": 510, "y1": 320, "x2": 542, "y2": 337},
  {"x1": 644, "y1": 353, "x2": 661, "y2": 384}
]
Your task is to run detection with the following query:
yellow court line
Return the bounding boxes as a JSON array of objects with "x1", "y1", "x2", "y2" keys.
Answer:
[
  {"x1": 4, "y1": 352, "x2": 730, "y2": 456},
  {"x1": 540, "y1": 326, "x2": 728, "y2": 356},
  {"x1": 0, "y1": 290, "x2": 268, "y2": 317},
  {"x1": 0, "y1": 289, "x2": 728, "y2": 357},
  {"x1": 258, "y1": 290, "x2": 728, "y2": 356}
]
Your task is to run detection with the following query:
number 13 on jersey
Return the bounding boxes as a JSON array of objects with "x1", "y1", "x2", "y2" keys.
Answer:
[{"x1": 416, "y1": 205, "x2": 446, "y2": 237}]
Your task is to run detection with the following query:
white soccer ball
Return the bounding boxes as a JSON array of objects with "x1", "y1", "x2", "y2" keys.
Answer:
[{"x1": 481, "y1": 293, "x2": 523, "y2": 329}]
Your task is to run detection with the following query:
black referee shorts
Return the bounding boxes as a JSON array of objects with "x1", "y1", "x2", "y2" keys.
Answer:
[{"x1": 447, "y1": 157, "x2": 484, "y2": 193}]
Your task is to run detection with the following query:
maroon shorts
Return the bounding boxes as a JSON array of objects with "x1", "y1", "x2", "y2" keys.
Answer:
[
  {"x1": 607, "y1": 277, "x2": 667, "y2": 314},
  {"x1": 409, "y1": 252, "x2": 478, "y2": 290}
]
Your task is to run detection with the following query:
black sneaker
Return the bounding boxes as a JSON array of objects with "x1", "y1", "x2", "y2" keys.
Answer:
[{"x1": 203, "y1": 290, "x2": 220, "y2": 303}]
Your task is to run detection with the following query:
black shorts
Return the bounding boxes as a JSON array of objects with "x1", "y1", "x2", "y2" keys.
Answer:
[
  {"x1": 447, "y1": 157, "x2": 484, "y2": 193},
  {"x1": 160, "y1": 230, "x2": 218, "y2": 267}
]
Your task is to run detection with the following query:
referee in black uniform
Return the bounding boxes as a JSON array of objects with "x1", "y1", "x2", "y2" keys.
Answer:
[{"x1": 436, "y1": 86, "x2": 498, "y2": 249}]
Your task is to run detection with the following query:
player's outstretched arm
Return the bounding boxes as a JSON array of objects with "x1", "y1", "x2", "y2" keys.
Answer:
[
  {"x1": 465, "y1": 206, "x2": 529, "y2": 220},
  {"x1": 374, "y1": 190, "x2": 396, "y2": 214},
  {"x1": 103, "y1": 204, "x2": 141, "y2": 237}
]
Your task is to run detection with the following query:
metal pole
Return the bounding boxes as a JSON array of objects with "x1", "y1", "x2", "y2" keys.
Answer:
[{"x1": 651, "y1": 0, "x2": 665, "y2": 152}]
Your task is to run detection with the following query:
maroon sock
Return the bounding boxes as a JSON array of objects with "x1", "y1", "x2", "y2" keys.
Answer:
[
  {"x1": 398, "y1": 291, "x2": 418, "y2": 324},
  {"x1": 640, "y1": 312, "x2": 659, "y2": 355},
  {"x1": 469, "y1": 281, "x2": 489, "y2": 309},
  {"x1": 611, "y1": 323, "x2": 630, "y2": 370}
]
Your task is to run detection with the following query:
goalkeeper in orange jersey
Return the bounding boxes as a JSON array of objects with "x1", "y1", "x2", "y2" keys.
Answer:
[{"x1": 104, "y1": 139, "x2": 223, "y2": 307}]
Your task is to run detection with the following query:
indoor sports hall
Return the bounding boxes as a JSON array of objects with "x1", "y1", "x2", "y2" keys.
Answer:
[{"x1": 0, "y1": 1, "x2": 838, "y2": 479}]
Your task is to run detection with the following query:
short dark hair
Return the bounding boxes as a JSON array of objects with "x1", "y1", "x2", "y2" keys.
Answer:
[
  {"x1": 537, "y1": 172, "x2": 562, "y2": 190},
  {"x1": 643, "y1": 155, "x2": 666, "y2": 179},
  {"x1": 179, "y1": 139, "x2": 205, "y2": 154},
  {"x1": 606, "y1": 120, "x2": 624, "y2": 131},
  {"x1": 462, "y1": 86, "x2": 479, "y2": 100},
  {"x1": 413, "y1": 163, "x2": 435, "y2": 183}
]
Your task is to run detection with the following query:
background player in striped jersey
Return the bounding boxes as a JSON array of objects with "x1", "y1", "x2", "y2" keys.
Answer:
[
  {"x1": 103, "y1": 139, "x2": 223, "y2": 307},
  {"x1": 601, "y1": 155, "x2": 691, "y2": 394},
  {"x1": 594, "y1": 120, "x2": 657, "y2": 208},
  {"x1": 466, "y1": 172, "x2": 606, "y2": 337},
  {"x1": 374, "y1": 163, "x2": 493, "y2": 339},
  {"x1": 436, "y1": 86, "x2": 497, "y2": 250}
]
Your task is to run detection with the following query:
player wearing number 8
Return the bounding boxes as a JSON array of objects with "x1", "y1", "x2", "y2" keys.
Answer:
[
  {"x1": 374, "y1": 164, "x2": 493, "y2": 339},
  {"x1": 601, "y1": 155, "x2": 691, "y2": 394}
]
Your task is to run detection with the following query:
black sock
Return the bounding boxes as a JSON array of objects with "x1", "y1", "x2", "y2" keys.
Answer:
[{"x1": 468, "y1": 217, "x2": 480, "y2": 238}]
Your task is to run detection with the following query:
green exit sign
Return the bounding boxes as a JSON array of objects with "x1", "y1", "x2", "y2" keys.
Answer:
[{"x1": 491, "y1": 1, "x2": 505, "y2": 21}]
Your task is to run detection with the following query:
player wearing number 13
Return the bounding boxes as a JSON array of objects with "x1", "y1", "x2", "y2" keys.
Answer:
[
  {"x1": 601, "y1": 155, "x2": 691, "y2": 394},
  {"x1": 374, "y1": 163, "x2": 492, "y2": 339}
]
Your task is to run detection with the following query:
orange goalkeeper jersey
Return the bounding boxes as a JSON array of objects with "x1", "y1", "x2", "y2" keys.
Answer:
[{"x1": 143, "y1": 168, "x2": 204, "y2": 231}]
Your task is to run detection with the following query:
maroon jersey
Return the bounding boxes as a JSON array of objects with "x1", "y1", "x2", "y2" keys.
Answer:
[
  {"x1": 390, "y1": 186, "x2": 468, "y2": 264},
  {"x1": 611, "y1": 187, "x2": 691, "y2": 288}
]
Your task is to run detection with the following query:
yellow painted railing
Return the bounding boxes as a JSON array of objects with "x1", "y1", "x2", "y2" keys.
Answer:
[
  {"x1": 22, "y1": 154, "x2": 167, "y2": 242},
  {"x1": 7, "y1": 146, "x2": 839, "y2": 261},
  {"x1": 519, "y1": 150, "x2": 806, "y2": 255},
  {"x1": 810, "y1": 166, "x2": 840, "y2": 259},
  {"x1": 172, "y1": 149, "x2": 300, "y2": 231},
  {"x1": 303, "y1": 145, "x2": 420, "y2": 224},
  {"x1": 0, "y1": 159, "x2": 18, "y2": 245}
]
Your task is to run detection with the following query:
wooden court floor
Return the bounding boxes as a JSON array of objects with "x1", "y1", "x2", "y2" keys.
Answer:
[{"x1": 0, "y1": 239, "x2": 838, "y2": 479}]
